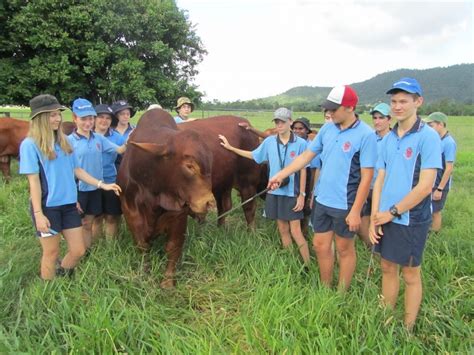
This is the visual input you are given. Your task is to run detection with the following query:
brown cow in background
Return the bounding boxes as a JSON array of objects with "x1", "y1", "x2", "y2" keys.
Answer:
[
  {"x1": 0, "y1": 118, "x2": 29, "y2": 182},
  {"x1": 0, "y1": 118, "x2": 76, "y2": 182},
  {"x1": 179, "y1": 116, "x2": 267, "y2": 228},
  {"x1": 117, "y1": 109, "x2": 215, "y2": 288}
]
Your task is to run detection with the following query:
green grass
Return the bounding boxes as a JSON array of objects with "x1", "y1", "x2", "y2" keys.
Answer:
[{"x1": 0, "y1": 112, "x2": 472, "y2": 352}]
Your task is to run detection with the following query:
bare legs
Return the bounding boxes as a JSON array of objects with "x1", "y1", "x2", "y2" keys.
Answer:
[
  {"x1": 276, "y1": 219, "x2": 310, "y2": 264},
  {"x1": 380, "y1": 258, "x2": 423, "y2": 329},
  {"x1": 313, "y1": 233, "x2": 356, "y2": 291},
  {"x1": 38, "y1": 227, "x2": 85, "y2": 280}
]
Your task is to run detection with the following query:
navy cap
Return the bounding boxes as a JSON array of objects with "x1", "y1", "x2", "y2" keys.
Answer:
[
  {"x1": 386, "y1": 77, "x2": 423, "y2": 96},
  {"x1": 94, "y1": 104, "x2": 113, "y2": 116}
]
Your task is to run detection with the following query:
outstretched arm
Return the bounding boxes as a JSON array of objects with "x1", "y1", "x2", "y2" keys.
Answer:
[
  {"x1": 267, "y1": 150, "x2": 316, "y2": 190},
  {"x1": 219, "y1": 134, "x2": 253, "y2": 160},
  {"x1": 238, "y1": 122, "x2": 271, "y2": 139}
]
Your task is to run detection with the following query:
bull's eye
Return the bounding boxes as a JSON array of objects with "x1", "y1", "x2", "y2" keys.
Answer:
[{"x1": 182, "y1": 162, "x2": 196, "y2": 178}]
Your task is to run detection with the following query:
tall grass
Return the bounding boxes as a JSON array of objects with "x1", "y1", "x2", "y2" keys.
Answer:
[{"x1": 0, "y1": 114, "x2": 472, "y2": 352}]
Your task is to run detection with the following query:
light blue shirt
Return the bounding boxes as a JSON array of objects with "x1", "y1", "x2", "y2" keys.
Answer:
[
  {"x1": 308, "y1": 119, "x2": 377, "y2": 210},
  {"x1": 68, "y1": 131, "x2": 118, "y2": 191},
  {"x1": 435, "y1": 132, "x2": 457, "y2": 190},
  {"x1": 19, "y1": 138, "x2": 79, "y2": 207},
  {"x1": 252, "y1": 133, "x2": 307, "y2": 197},
  {"x1": 377, "y1": 118, "x2": 442, "y2": 226}
]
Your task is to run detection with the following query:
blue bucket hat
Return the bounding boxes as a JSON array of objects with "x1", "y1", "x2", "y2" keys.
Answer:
[
  {"x1": 370, "y1": 103, "x2": 391, "y2": 117},
  {"x1": 72, "y1": 98, "x2": 97, "y2": 118},
  {"x1": 386, "y1": 77, "x2": 423, "y2": 96}
]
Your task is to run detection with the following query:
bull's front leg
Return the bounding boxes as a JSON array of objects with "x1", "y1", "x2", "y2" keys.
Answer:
[
  {"x1": 0, "y1": 156, "x2": 11, "y2": 183},
  {"x1": 160, "y1": 212, "x2": 188, "y2": 289},
  {"x1": 215, "y1": 188, "x2": 232, "y2": 227}
]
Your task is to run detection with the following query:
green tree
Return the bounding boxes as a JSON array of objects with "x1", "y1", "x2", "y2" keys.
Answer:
[{"x1": 0, "y1": 0, "x2": 206, "y2": 108}]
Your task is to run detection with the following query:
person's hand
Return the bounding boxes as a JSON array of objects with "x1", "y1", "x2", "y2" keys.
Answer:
[
  {"x1": 218, "y1": 135, "x2": 233, "y2": 150},
  {"x1": 102, "y1": 183, "x2": 122, "y2": 196},
  {"x1": 432, "y1": 190, "x2": 442, "y2": 201},
  {"x1": 293, "y1": 194, "x2": 305, "y2": 212},
  {"x1": 76, "y1": 202, "x2": 84, "y2": 215},
  {"x1": 238, "y1": 122, "x2": 250, "y2": 130},
  {"x1": 373, "y1": 211, "x2": 394, "y2": 226},
  {"x1": 35, "y1": 212, "x2": 51, "y2": 233},
  {"x1": 345, "y1": 209, "x2": 361, "y2": 232},
  {"x1": 267, "y1": 174, "x2": 283, "y2": 191},
  {"x1": 369, "y1": 220, "x2": 383, "y2": 244}
]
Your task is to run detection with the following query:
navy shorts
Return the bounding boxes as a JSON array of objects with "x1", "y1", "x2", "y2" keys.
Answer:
[
  {"x1": 374, "y1": 221, "x2": 431, "y2": 267},
  {"x1": 265, "y1": 194, "x2": 303, "y2": 221},
  {"x1": 310, "y1": 201, "x2": 354, "y2": 238},
  {"x1": 78, "y1": 190, "x2": 102, "y2": 217},
  {"x1": 362, "y1": 190, "x2": 373, "y2": 217},
  {"x1": 101, "y1": 189, "x2": 122, "y2": 215},
  {"x1": 432, "y1": 189, "x2": 449, "y2": 213},
  {"x1": 31, "y1": 203, "x2": 82, "y2": 238}
]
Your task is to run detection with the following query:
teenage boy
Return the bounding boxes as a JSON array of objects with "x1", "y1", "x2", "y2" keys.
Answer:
[
  {"x1": 425, "y1": 112, "x2": 457, "y2": 232},
  {"x1": 268, "y1": 86, "x2": 377, "y2": 291},
  {"x1": 369, "y1": 78, "x2": 441, "y2": 330},
  {"x1": 358, "y1": 103, "x2": 392, "y2": 246}
]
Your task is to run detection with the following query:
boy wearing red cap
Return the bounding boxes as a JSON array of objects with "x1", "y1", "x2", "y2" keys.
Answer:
[{"x1": 268, "y1": 86, "x2": 377, "y2": 291}]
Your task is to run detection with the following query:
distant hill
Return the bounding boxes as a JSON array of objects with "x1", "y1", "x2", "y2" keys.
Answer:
[{"x1": 272, "y1": 64, "x2": 473, "y2": 105}]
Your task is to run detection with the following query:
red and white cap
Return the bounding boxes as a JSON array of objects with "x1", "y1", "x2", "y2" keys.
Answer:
[{"x1": 321, "y1": 85, "x2": 358, "y2": 110}]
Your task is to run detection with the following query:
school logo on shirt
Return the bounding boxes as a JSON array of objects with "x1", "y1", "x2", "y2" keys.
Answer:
[
  {"x1": 342, "y1": 141, "x2": 351, "y2": 152},
  {"x1": 96, "y1": 143, "x2": 101, "y2": 151},
  {"x1": 405, "y1": 147, "x2": 413, "y2": 159},
  {"x1": 290, "y1": 151, "x2": 296, "y2": 158}
]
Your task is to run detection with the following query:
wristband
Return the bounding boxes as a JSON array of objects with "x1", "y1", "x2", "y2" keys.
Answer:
[
  {"x1": 97, "y1": 180, "x2": 103, "y2": 189},
  {"x1": 34, "y1": 210, "x2": 42, "y2": 214},
  {"x1": 436, "y1": 188, "x2": 443, "y2": 192}
]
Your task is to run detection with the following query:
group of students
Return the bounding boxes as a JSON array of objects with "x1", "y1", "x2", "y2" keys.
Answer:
[
  {"x1": 19, "y1": 78, "x2": 456, "y2": 330},
  {"x1": 220, "y1": 77, "x2": 456, "y2": 330},
  {"x1": 19, "y1": 95, "x2": 136, "y2": 280}
]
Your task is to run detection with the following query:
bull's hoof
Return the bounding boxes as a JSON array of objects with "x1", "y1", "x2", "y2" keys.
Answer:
[{"x1": 160, "y1": 278, "x2": 176, "y2": 289}]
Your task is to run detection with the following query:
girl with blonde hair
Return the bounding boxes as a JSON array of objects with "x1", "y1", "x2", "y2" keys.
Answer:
[{"x1": 19, "y1": 94, "x2": 121, "y2": 280}]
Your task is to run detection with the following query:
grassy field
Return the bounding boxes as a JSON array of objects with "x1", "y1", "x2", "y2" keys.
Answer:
[{"x1": 0, "y1": 111, "x2": 472, "y2": 353}]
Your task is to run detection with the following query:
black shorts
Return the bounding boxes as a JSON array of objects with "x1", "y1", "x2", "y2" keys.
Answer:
[
  {"x1": 310, "y1": 201, "x2": 354, "y2": 238},
  {"x1": 78, "y1": 190, "x2": 102, "y2": 217},
  {"x1": 101, "y1": 189, "x2": 122, "y2": 215},
  {"x1": 30, "y1": 203, "x2": 82, "y2": 238},
  {"x1": 432, "y1": 189, "x2": 449, "y2": 213},
  {"x1": 264, "y1": 194, "x2": 303, "y2": 221},
  {"x1": 362, "y1": 190, "x2": 373, "y2": 217},
  {"x1": 374, "y1": 221, "x2": 430, "y2": 267}
]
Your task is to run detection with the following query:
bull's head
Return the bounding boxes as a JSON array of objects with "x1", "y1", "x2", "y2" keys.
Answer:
[{"x1": 130, "y1": 136, "x2": 215, "y2": 216}]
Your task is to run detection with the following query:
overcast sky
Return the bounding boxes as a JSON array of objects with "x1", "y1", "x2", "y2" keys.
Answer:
[{"x1": 177, "y1": 0, "x2": 474, "y2": 102}]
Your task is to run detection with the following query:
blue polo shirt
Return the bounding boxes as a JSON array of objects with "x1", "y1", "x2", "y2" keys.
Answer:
[
  {"x1": 19, "y1": 138, "x2": 79, "y2": 207},
  {"x1": 98, "y1": 128, "x2": 122, "y2": 183},
  {"x1": 68, "y1": 131, "x2": 118, "y2": 191},
  {"x1": 377, "y1": 118, "x2": 442, "y2": 226},
  {"x1": 435, "y1": 132, "x2": 457, "y2": 190},
  {"x1": 174, "y1": 116, "x2": 185, "y2": 124},
  {"x1": 308, "y1": 119, "x2": 377, "y2": 210},
  {"x1": 252, "y1": 133, "x2": 307, "y2": 197},
  {"x1": 370, "y1": 131, "x2": 387, "y2": 188},
  {"x1": 113, "y1": 124, "x2": 133, "y2": 168}
]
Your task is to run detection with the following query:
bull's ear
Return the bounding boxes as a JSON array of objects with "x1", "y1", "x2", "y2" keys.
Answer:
[
  {"x1": 130, "y1": 142, "x2": 168, "y2": 157},
  {"x1": 157, "y1": 193, "x2": 184, "y2": 211}
]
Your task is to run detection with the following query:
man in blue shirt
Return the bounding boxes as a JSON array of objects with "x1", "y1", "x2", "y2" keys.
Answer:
[
  {"x1": 424, "y1": 112, "x2": 457, "y2": 232},
  {"x1": 268, "y1": 86, "x2": 377, "y2": 291},
  {"x1": 369, "y1": 78, "x2": 442, "y2": 330}
]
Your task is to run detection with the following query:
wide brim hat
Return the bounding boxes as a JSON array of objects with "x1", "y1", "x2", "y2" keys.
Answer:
[
  {"x1": 111, "y1": 100, "x2": 136, "y2": 118},
  {"x1": 175, "y1": 97, "x2": 195, "y2": 112},
  {"x1": 29, "y1": 94, "x2": 67, "y2": 119},
  {"x1": 291, "y1": 117, "x2": 313, "y2": 133}
]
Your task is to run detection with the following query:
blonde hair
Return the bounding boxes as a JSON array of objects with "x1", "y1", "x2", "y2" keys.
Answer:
[{"x1": 28, "y1": 112, "x2": 73, "y2": 159}]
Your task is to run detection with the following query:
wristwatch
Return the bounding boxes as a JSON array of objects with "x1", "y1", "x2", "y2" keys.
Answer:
[
  {"x1": 300, "y1": 192, "x2": 306, "y2": 197},
  {"x1": 389, "y1": 205, "x2": 401, "y2": 219}
]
